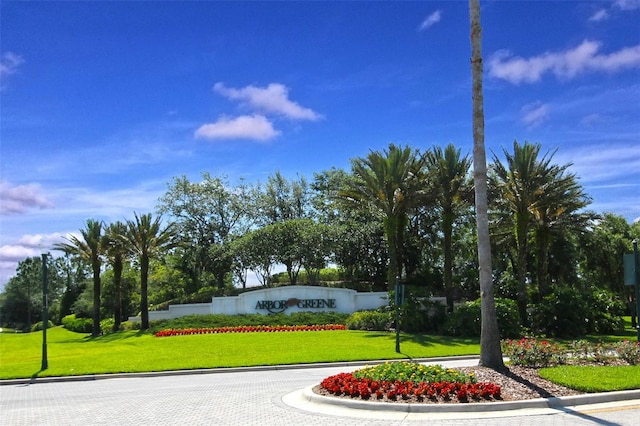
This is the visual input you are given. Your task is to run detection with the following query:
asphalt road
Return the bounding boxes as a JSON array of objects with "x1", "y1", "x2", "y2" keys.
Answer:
[{"x1": 2, "y1": 358, "x2": 639, "y2": 425}]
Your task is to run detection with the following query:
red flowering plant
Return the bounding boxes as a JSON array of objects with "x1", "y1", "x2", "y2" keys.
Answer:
[
  {"x1": 155, "y1": 324, "x2": 345, "y2": 337},
  {"x1": 501, "y1": 338, "x2": 566, "y2": 367},
  {"x1": 319, "y1": 361, "x2": 501, "y2": 403}
]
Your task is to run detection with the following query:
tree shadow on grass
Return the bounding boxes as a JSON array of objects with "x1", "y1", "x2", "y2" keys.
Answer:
[
  {"x1": 80, "y1": 330, "x2": 149, "y2": 343},
  {"x1": 360, "y1": 331, "x2": 479, "y2": 348}
]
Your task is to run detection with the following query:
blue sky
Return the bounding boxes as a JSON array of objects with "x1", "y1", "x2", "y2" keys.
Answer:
[{"x1": 1, "y1": 0, "x2": 639, "y2": 288}]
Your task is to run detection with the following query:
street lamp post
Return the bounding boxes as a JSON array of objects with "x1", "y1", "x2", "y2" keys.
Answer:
[
  {"x1": 41, "y1": 253, "x2": 48, "y2": 371},
  {"x1": 634, "y1": 240, "x2": 640, "y2": 342}
]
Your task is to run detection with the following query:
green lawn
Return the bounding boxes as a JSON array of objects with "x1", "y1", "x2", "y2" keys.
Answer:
[
  {"x1": 540, "y1": 365, "x2": 640, "y2": 392},
  {"x1": 0, "y1": 327, "x2": 480, "y2": 380}
]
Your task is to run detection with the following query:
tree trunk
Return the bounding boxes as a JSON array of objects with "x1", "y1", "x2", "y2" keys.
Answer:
[
  {"x1": 92, "y1": 262, "x2": 101, "y2": 337},
  {"x1": 113, "y1": 257, "x2": 123, "y2": 332},
  {"x1": 470, "y1": 0, "x2": 504, "y2": 369},
  {"x1": 443, "y1": 207, "x2": 454, "y2": 312},
  {"x1": 140, "y1": 255, "x2": 150, "y2": 330},
  {"x1": 516, "y1": 218, "x2": 529, "y2": 323}
]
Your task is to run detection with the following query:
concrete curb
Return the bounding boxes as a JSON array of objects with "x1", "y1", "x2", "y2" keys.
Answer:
[{"x1": 299, "y1": 385, "x2": 640, "y2": 413}]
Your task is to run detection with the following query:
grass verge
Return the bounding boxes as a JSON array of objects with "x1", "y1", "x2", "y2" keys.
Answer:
[
  {"x1": 539, "y1": 365, "x2": 640, "y2": 392},
  {"x1": 0, "y1": 326, "x2": 480, "y2": 380}
]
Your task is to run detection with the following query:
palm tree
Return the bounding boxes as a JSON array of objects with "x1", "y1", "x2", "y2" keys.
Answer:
[
  {"x1": 470, "y1": 0, "x2": 504, "y2": 369},
  {"x1": 339, "y1": 143, "x2": 428, "y2": 289},
  {"x1": 121, "y1": 213, "x2": 177, "y2": 330},
  {"x1": 490, "y1": 141, "x2": 570, "y2": 321},
  {"x1": 104, "y1": 221, "x2": 129, "y2": 331},
  {"x1": 54, "y1": 219, "x2": 104, "y2": 337},
  {"x1": 426, "y1": 144, "x2": 473, "y2": 312},
  {"x1": 529, "y1": 163, "x2": 592, "y2": 298}
]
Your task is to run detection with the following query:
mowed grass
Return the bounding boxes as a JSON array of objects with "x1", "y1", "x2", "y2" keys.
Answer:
[
  {"x1": 539, "y1": 365, "x2": 640, "y2": 392},
  {"x1": 0, "y1": 327, "x2": 480, "y2": 380}
]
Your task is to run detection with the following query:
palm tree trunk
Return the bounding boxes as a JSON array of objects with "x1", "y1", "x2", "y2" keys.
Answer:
[
  {"x1": 443, "y1": 208, "x2": 454, "y2": 312},
  {"x1": 140, "y1": 255, "x2": 150, "y2": 330},
  {"x1": 113, "y1": 257, "x2": 123, "y2": 331},
  {"x1": 516, "y1": 222, "x2": 528, "y2": 323},
  {"x1": 385, "y1": 217, "x2": 399, "y2": 291},
  {"x1": 470, "y1": 0, "x2": 504, "y2": 369},
  {"x1": 92, "y1": 263, "x2": 101, "y2": 337}
]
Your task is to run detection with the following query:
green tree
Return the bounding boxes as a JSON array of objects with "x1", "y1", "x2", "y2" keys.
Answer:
[
  {"x1": 255, "y1": 171, "x2": 312, "y2": 226},
  {"x1": 121, "y1": 213, "x2": 177, "y2": 330},
  {"x1": 103, "y1": 221, "x2": 129, "y2": 331},
  {"x1": 425, "y1": 143, "x2": 473, "y2": 311},
  {"x1": 312, "y1": 168, "x2": 388, "y2": 288},
  {"x1": 54, "y1": 219, "x2": 105, "y2": 337},
  {"x1": 158, "y1": 173, "x2": 253, "y2": 291},
  {"x1": 490, "y1": 141, "x2": 590, "y2": 316},
  {"x1": 340, "y1": 143, "x2": 428, "y2": 289},
  {"x1": 230, "y1": 227, "x2": 278, "y2": 287},
  {"x1": 470, "y1": 0, "x2": 503, "y2": 369},
  {"x1": 530, "y1": 174, "x2": 592, "y2": 299},
  {"x1": 0, "y1": 256, "x2": 62, "y2": 330}
]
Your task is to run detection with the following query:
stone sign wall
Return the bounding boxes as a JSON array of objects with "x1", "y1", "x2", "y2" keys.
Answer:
[{"x1": 128, "y1": 286, "x2": 388, "y2": 322}]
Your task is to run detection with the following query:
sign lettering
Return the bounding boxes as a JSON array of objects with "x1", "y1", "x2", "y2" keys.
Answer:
[{"x1": 255, "y1": 298, "x2": 336, "y2": 313}]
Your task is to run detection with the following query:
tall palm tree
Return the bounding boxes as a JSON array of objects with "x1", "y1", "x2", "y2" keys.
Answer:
[
  {"x1": 339, "y1": 143, "x2": 428, "y2": 289},
  {"x1": 490, "y1": 141, "x2": 569, "y2": 321},
  {"x1": 529, "y1": 165, "x2": 592, "y2": 298},
  {"x1": 104, "y1": 221, "x2": 129, "y2": 331},
  {"x1": 426, "y1": 144, "x2": 473, "y2": 312},
  {"x1": 470, "y1": 0, "x2": 504, "y2": 369},
  {"x1": 54, "y1": 219, "x2": 104, "y2": 337},
  {"x1": 121, "y1": 213, "x2": 177, "y2": 330}
]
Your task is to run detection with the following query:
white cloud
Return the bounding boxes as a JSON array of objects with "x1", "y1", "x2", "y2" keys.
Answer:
[
  {"x1": 521, "y1": 102, "x2": 549, "y2": 127},
  {"x1": 213, "y1": 82, "x2": 322, "y2": 121},
  {"x1": 589, "y1": 9, "x2": 609, "y2": 22},
  {"x1": 0, "y1": 52, "x2": 24, "y2": 90},
  {"x1": 554, "y1": 144, "x2": 640, "y2": 184},
  {"x1": 194, "y1": 114, "x2": 280, "y2": 141},
  {"x1": 0, "y1": 181, "x2": 55, "y2": 215},
  {"x1": 418, "y1": 10, "x2": 442, "y2": 31},
  {"x1": 489, "y1": 40, "x2": 640, "y2": 84},
  {"x1": 614, "y1": 0, "x2": 640, "y2": 11}
]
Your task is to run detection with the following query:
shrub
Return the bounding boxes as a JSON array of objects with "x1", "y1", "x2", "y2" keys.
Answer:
[
  {"x1": 568, "y1": 340, "x2": 615, "y2": 364},
  {"x1": 614, "y1": 340, "x2": 640, "y2": 365},
  {"x1": 147, "y1": 312, "x2": 350, "y2": 334},
  {"x1": 100, "y1": 318, "x2": 119, "y2": 334},
  {"x1": 346, "y1": 310, "x2": 392, "y2": 331},
  {"x1": 501, "y1": 338, "x2": 567, "y2": 367},
  {"x1": 398, "y1": 293, "x2": 447, "y2": 333},
  {"x1": 443, "y1": 298, "x2": 521, "y2": 338},
  {"x1": 529, "y1": 287, "x2": 624, "y2": 338},
  {"x1": 61, "y1": 314, "x2": 92, "y2": 333},
  {"x1": 31, "y1": 320, "x2": 55, "y2": 332},
  {"x1": 353, "y1": 361, "x2": 475, "y2": 384}
]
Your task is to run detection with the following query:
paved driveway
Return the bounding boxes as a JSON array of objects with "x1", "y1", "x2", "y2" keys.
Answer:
[{"x1": 2, "y1": 359, "x2": 639, "y2": 425}]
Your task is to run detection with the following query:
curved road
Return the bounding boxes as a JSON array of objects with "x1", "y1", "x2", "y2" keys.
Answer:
[{"x1": 2, "y1": 359, "x2": 639, "y2": 425}]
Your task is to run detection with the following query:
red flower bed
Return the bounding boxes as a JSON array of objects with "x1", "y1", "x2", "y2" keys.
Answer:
[
  {"x1": 154, "y1": 324, "x2": 346, "y2": 337},
  {"x1": 320, "y1": 372, "x2": 501, "y2": 402}
]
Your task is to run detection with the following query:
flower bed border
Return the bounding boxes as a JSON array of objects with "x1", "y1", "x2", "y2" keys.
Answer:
[
  {"x1": 154, "y1": 324, "x2": 346, "y2": 337},
  {"x1": 319, "y1": 371, "x2": 501, "y2": 403}
]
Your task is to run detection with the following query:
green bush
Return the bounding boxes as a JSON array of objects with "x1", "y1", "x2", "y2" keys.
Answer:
[
  {"x1": 400, "y1": 297, "x2": 447, "y2": 333},
  {"x1": 443, "y1": 298, "x2": 521, "y2": 338},
  {"x1": 501, "y1": 338, "x2": 567, "y2": 367},
  {"x1": 529, "y1": 287, "x2": 624, "y2": 338},
  {"x1": 100, "y1": 318, "x2": 119, "y2": 334},
  {"x1": 147, "y1": 312, "x2": 350, "y2": 334},
  {"x1": 346, "y1": 310, "x2": 392, "y2": 331},
  {"x1": 61, "y1": 314, "x2": 92, "y2": 333},
  {"x1": 31, "y1": 320, "x2": 55, "y2": 332}
]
